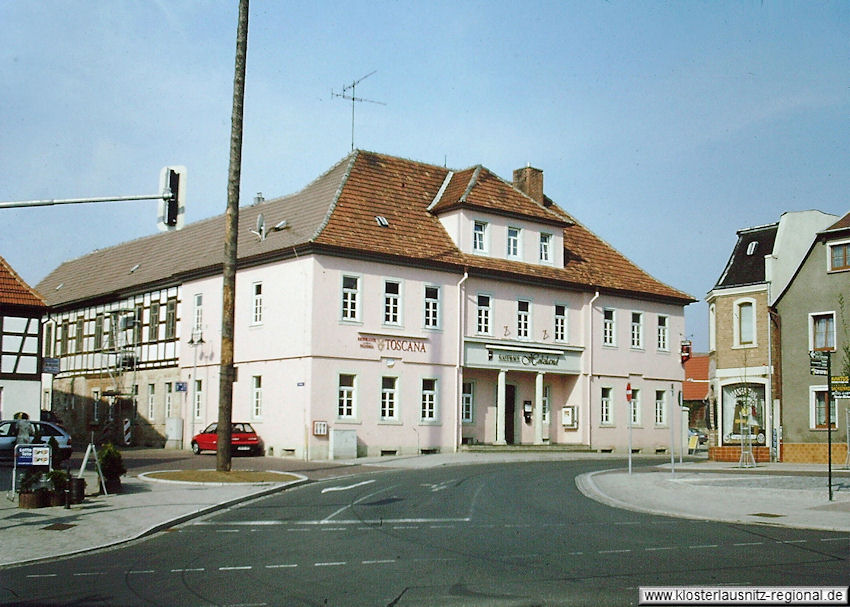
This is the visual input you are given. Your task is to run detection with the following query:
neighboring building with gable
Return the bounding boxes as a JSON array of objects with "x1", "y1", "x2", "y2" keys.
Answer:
[
  {"x1": 37, "y1": 151, "x2": 694, "y2": 458},
  {"x1": 0, "y1": 255, "x2": 46, "y2": 420},
  {"x1": 774, "y1": 212, "x2": 850, "y2": 463},
  {"x1": 706, "y1": 211, "x2": 837, "y2": 462}
]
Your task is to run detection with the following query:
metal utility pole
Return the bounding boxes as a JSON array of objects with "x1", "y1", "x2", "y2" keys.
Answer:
[{"x1": 217, "y1": 0, "x2": 249, "y2": 472}]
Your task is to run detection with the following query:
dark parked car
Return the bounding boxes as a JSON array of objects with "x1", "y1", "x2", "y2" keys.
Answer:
[
  {"x1": 0, "y1": 420, "x2": 73, "y2": 462},
  {"x1": 191, "y1": 422, "x2": 263, "y2": 456}
]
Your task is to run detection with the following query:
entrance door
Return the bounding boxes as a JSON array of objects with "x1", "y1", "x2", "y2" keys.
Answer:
[{"x1": 505, "y1": 384, "x2": 516, "y2": 445}]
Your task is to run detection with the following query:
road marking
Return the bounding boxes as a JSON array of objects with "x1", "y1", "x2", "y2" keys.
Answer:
[
  {"x1": 321, "y1": 480, "x2": 376, "y2": 494},
  {"x1": 26, "y1": 574, "x2": 57, "y2": 578},
  {"x1": 733, "y1": 542, "x2": 763, "y2": 546},
  {"x1": 127, "y1": 570, "x2": 155, "y2": 574},
  {"x1": 644, "y1": 547, "x2": 674, "y2": 551},
  {"x1": 820, "y1": 537, "x2": 849, "y2": 542},
  {"x1": 779, "y1": 540, "x2": 807, "y2": 544},
  {"x1": 220, "y1": 566, "x2": 252, "y2": 571},
  {"x1": 171, "y1": 568, "x2": 204, "y2": 573},
  {"x1": 689, "y1": 544, "x2": 718, "y2": 549},
  {"x1": 598, "y1": 549, "x2": 631, "y2": 554},
  {"x1": 362, "y1": 559, "x2": 396, "y2": 565},
  {"x1": 421, "y1": 479, "x2": 457, "y2": 492},
  {"x1": 217, "y1": 529, "x2": 240, "y2": 533},
  {"x1": 266, "y1": 564, "x2": 298, "y2": 569},
  {"x1": 315, "y1": 561, "x2": 346, "y2": 567},
  {"x1": 73, "y1": 572, "x2": 105, "y2": 577}
]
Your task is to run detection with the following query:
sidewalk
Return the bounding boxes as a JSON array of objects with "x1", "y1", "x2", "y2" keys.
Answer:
[
  {"x1": 2, "y1": 452, "x2": 849, "y2": 569},
  {"x1": 577, "y1": 460, "x2": 850, "y2": 533}
]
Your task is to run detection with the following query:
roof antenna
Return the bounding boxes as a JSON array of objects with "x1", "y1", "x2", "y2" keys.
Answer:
[{"x1": 332, "y1": 71, "x2": 386, "y2": 152}]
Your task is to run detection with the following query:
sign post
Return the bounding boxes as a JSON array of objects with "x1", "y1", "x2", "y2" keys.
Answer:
[
  {"x1": 811, "y1": 351, "x2": 834, "y2": 501},
  {"x1": 626, "y1": 383, "x2": 633, "y2": 475}
]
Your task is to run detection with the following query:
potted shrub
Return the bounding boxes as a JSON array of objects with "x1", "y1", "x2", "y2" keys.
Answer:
[
  {"x1": 47, "y1": 468, "x2": 70, "y2": 506},
  {"x1": 18, "y1": 468, "x2": 47, "y2": 509},
  {"x1": 97, "y1": 442, "x2": 126, "y2": 494}
]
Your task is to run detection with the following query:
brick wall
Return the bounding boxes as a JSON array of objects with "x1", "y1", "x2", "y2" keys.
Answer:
[
  {"x1": 780, "y1": 442, "x2": 848, "y2": 464},
  {"x1": 709, "y1": 445, "x2": 771, "y2": 463}
]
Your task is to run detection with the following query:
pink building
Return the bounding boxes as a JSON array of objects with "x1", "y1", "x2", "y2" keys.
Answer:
[{"x1": 38, "y1": 151, "x2": 693, "y2": 458}]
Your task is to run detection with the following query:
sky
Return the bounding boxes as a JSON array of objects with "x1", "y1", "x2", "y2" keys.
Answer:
[{"x1": 2, "y1": 1, "x2": 848, "y2": 352}]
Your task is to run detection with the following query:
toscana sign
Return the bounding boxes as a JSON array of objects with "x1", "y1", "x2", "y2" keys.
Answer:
[{"x1": 359, "y1": 334, "x2": 428, "y2": 354}]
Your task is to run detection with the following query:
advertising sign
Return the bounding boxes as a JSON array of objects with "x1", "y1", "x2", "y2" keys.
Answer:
[{"x1": 15, "y1": 445, "x2": 51, "y2": 467}]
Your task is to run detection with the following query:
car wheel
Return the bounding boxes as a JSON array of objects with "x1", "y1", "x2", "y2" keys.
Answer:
[{"x1": 191, "y1": 442, "x2": 201, "y2": 455}]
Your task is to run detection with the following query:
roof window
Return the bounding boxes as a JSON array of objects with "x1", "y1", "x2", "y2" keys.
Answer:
[
  {"x1": 375, "y1": 216, "x2": 389, "y2": 227},
  {"x1": 129, "y1": 264, "x2": 141, "y2": 274},
  {"x1": 746, "y1": 241, "x2": 758, "y2": 256}
]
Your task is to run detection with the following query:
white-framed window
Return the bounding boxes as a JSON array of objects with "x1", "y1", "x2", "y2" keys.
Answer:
[
  {"x1": 461, "y1": 381, "x2": 474, "y2": 423},
  {"x1": 341, "y1": 275, "x2": 360, "y2": 321},
  {"x1": 657, "y1": 315, "x2": 669, "y2": 351},
  {"x1": 338, "y1": 374, "x2": 356, "y2": 418},
  {"x1": 554, "y1": 305, "x2": 566, "y2": 342},
  {"x1": 810, "y1": 387, "x2": 836, "y2": 429},
  {"x1": 810, "y1": 312, "x2": 836, "y2": 351},
  {"x1": 93, "y1": 314, "x2": 103, "y2": 350},
  {"x1": 381, "y1": 376, "x2": 398, "y2": 420},
  {"x1": 631, "y1": 312, "x2": 643, "y2": 349},
  {"x1": 424, "y1": 285, "x2": 440, "y2": 329},
  {"x1": 477, "y1": 294, "x2": 492, "y2": 335},
  {"x1": 164, "y1": 383, "x2": 173, "y2": 418},
  {"x1": 473, "y1": 221, "x2": 488, "y2": 253},
  {"x1": 193, "y1": 293, "x2": 203, "y2": 334},
  {"x1": 734, "y1": 299, "x2": 756, "y2": 347},
  {"x1": 829, "y1": 241, "x2": 850, "y2": 271},
  {"x1": 384, "y1": 280, "x2": 401, "y2": 325},
  {"x1": 147, "y1": 384, "x2": 156, "y2": 420},
  {"x1": 601, "y1": 387, "x2": 613, "y2": 425},
  {"x1": 630, "y1": 388, "x2": 641, "y2": 425},
  {"x1": 655, "y1": 390, "x2": 666, "y2": 426},
  {"x1": 194, "y1": 380, "x2": 203, "y2": 419},
  {"x1": 148, "y1": 302, "x2": 160, "y2": 342},
  {"x1": 252, "y1": 282, "x2": 263, "y2": 324},
  {"x1": 421, "y1": 378, "x2": 438, "y2": 421},
  {"x1": 517, "y1": 300, "x2": 530, "y2": 339},
  {"x1": 507, "y1": 227, "x2": 521, "y2": 258},
  {"x1": 603, "y1": 309, "x2": 616, "y2": 346},
  {"x1": 252, "y1": 375, "x2": 263, "y2": 418},
  {"x1": 542, "y1": 385, "x2": 550, "y2": 423},
  {"x1": 539, "y1": 233, "x2": 552, "y2": 263}
]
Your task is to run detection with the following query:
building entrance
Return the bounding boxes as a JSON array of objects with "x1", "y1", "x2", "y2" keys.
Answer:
[{"x1": 505, "y1": 384, "x2": 516, "y2": 445}]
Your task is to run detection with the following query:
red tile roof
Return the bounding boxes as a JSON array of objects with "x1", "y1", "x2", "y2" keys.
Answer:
[
  {"x1": 37, "y1": 150, "x2": 694, "y2": 308},
  {"x1": 683, "y1": 354, "x2": 709, "y2": 401},
  {"x1": 0, "y1": 255, "x2": 45, "y2": 308}
]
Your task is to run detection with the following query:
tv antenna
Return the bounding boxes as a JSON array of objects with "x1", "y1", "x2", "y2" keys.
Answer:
[{"x1": 332, "y1": 70, "x2": 386, "y2": 151}]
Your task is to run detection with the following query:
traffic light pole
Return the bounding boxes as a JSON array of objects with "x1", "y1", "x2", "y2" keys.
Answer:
[{"x1": 0, "y1": 193, "x2": 168, "y2": 209}]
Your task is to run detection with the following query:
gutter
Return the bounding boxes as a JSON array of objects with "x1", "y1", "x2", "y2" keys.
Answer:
[{"x1": 454, "y1": 269, "x2": 469, "y2": 453}]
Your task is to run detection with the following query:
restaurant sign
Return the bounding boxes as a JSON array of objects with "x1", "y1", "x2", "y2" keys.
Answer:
[
  {"x1": 358, "y1": 334, "x2": 428, "y2": 354},
  {"x1": 464, "y1": 340, "x2": 582, "y2": 374}
]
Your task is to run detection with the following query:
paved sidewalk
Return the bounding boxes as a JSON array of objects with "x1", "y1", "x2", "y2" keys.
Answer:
[
  {"x1": 577, "y1": 460, "x2": 850, "y2": 532},
  {"x1": 2, "y1": 451, "x2": 849, "y2": 569}
]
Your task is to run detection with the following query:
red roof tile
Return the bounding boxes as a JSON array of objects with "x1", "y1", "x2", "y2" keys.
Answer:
[
  {"x1": 683, "y1": 354, "x2": 709, "y2": 401},
  {"x1": 0, "y1": 255, "x2": 45, "y2": 308}
]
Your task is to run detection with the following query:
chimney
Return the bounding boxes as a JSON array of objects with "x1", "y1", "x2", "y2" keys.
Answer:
[{"x1": 513, "y1": 165, "x2": 545, "y2": 205}]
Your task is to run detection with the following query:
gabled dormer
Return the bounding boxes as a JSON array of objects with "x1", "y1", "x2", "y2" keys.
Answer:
[{"x1": 428, "y1": 164, "x2": 571, "y2": 269}]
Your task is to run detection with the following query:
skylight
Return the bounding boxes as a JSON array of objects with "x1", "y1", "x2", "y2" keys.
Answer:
[{"x1": 746, "y1": 241, "x2": 758, "y2": 256}]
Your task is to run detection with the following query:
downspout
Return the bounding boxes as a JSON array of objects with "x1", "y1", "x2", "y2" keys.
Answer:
[
  {"x1": 587, "y1": 290, "x2": 600, "y2": 450},
  {"x1": 454, "y1": 269, "x2": 469, "y2": 453}
]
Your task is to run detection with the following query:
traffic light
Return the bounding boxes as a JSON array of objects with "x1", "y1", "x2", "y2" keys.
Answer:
[{"x1": 158, "y1": 166, "x2": 186, "y2": 231}]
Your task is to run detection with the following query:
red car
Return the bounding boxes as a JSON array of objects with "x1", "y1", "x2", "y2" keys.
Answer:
[{"x1": 191, "y1": 422, "x2": 263, "y2": 456}]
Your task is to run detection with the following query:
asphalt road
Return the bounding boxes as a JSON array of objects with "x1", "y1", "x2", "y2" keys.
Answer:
[{"x1": 1, "y1": 459, "x2": 848, "y2": 606}]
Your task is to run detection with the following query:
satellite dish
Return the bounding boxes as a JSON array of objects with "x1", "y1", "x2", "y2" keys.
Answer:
[{"x1": 250, "y1": 213, "x2": 266, "y2": 241}]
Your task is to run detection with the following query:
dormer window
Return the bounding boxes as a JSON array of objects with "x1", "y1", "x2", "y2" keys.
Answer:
[
  {"x1": 539, "y1": 233, "x2": 552, "y2": 263},
  {"x1": 746, "y1": 241, "x2": 758, "y2": 256}
]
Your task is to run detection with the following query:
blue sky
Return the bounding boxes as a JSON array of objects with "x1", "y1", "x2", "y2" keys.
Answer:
[{"x1": 2, "y1": 1, "x2": 848, "y2": 351}]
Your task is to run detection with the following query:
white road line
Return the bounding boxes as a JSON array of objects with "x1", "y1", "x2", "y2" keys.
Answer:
[
  {"x1": 321, "y1": 483, "x2": 398, "y2": 523},
  {"x1": 298, "y1": 517, "x2": 470, "y2": 525},
  {"x1": 171, "y1": 568, "x2": 204, "y2": 573},
  {"x1": 315, "y1": 561, "x2": 346, "y2": 567},
  {"x1": 73, "y1": 572, "x2": 105, "y2": 577},
  {"x1": 362, "y1": 559, "x2": 396, "y2": 565},
  {"x1": 599, "y1": 549, "x2": 631, "y2": 554},
  {"x1": 568, "y1": 551, "x2": 584, "y2": 555},
  {"x1": 689, "y1": 545, "x2": 719, "y2": 549},
  {"x1": 220, "y1": 566, "x2": 252, "y2": 571},
  {"x1": 217, "y1": 529, "x2": 240, "y2": 533},
  {"x1": 127, "y1": 570, "x2": 155, "y2": 574},
  {"x1": 645, "y1": 547, "x2": 675, "y2": 551},
  {"x1": 266, "y1": 564, "x2": 298, "y2": 569},
  {"x1": 820, "y1": 537, "x2": 849, "y2": 542},
  {"x1": 779, "y1": 540, "x2": 807, "y2": 544},
  {"x1": 733, "y1": 542, "x2": 763, "y2": 546},
  {"x1": 26, "y1": 574, "x2": 57, "y2": 578},
  {"x1": 321, "y1": 479, "x2": 376, "y2": 494}
]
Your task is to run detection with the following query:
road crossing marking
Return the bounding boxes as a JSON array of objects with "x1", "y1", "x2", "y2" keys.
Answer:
[{"x1": 321, "y1": 480, "x2": 376, "y2": 494}]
